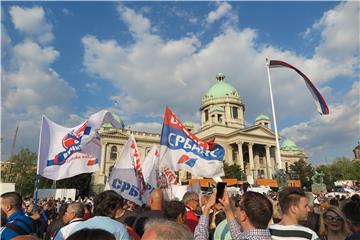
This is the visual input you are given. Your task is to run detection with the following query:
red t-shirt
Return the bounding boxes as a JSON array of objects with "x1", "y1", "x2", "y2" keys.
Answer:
[{"x1": 184, "y1": 206, "x2": 199, "y2": 232}]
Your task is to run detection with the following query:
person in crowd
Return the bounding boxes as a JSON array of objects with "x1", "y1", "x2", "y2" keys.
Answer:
[
  {"x1": 44, "y1": 203, "x2": 67, "y2": 240},
  {"x1": 53, "y1": 202, "x2": 85, "y2": 240},
  {"x1": 82, "y1": 203, "x2": 93, "y2": 220},
  {"x1": 12, "y1": 235, "x2": 40, "y2": 240},
  {"x1": 195, "y1": 189, "x2": 273, "y2": 240},
  {"x1": 319, "y1": 205, "x2": 350, "y2": 240},
  {"x1": 0, "y1": 192, "x2": 35, "y2": 239},
  {"x1": 67, "y1": 228, "x2": 116, "y2": 240},
  {"x1": 142, "y1": 218, "x2": 194, "y2": 240},
  {"x1": 132, "y1": 189, "x2": 164, "y2": 237},
  {"x1": 269, "y1": 187, "x2": 320, "y2": 240},
  {"x1": 182, "y1": 191, "x2": 200, "y2": 232},
  {"x1": 200, "y1": 195, "x2": 210, "y2": 213},
  {"x1": 302, "y1": 192, "x2": 321, "y2": 235},
  {"x1": 342, "y1": 195, "x2": 360, "y2": 240},
  {"x1": 69, "y1": 190, "x2": 130, "y2": 240},
  {"x1": 164, "y1": 200, "x2": 186, "y2": 224}
]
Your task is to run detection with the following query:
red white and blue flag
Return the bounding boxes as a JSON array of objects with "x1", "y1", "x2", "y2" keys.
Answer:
[
  {"x1": 37, "y1": 110, "x2": 122, "y2": 180},
  {"x1": 159, "y1": 106, "x2": 225, "y2": 178},
  {"x1": 268, "y1": 59, "x2": 329, "y2": 115}
]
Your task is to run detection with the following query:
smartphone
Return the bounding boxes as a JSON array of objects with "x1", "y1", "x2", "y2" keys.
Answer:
[{"x1": 216, "y1": 182, "x2": 227, "y2": 203}]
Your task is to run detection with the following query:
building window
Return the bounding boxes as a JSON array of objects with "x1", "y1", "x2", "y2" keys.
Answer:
[
  {"x1": 186, "y1": 171, "x2": 192, "y2": 179},
  {"x1": 205, "y1": 109, "x2": 209, "y2": 121},
  {"x1": 232, "y1": 107, "x2": 238, "y2": 119},
  {"x1": 109, "y1": 166, "x2": 114, "y2": 176},
  {"x1": 110, "y1": 146, "x2": 117, "y2": 160},
  {"x1": 218, "y1": 114, "x2": 222, "y2": 123}
]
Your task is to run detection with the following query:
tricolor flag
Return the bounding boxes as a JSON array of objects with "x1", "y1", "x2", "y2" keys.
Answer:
[
  {"x1": 37, "y1": 110, "x2": 122, "y2": 180},
  {"x1": 159, "y1": 106, "x2": 225, "y2": 178},
  {"x1": 268, "y1": 59, "x2": 329, "y2": 115},
  {"x1": 105, "y1": 135, "x2": 145, "y2": 206}
]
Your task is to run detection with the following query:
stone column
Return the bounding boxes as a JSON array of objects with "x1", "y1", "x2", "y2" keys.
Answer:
[
  {"x1": 236, "y1": 141, "x2": 244, "y2": 171},
  {"x1": 248, "y1": 143, "x2": 254, "y2": 178},
  {"x1": 100, "y1": 143, "x2": 107, "y2": 175},
  {"x1": 265, "y1": 145, "x2": 272, "y2": 179}
]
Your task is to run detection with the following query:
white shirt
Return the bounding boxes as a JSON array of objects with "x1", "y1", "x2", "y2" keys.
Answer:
[
  {"x1": 69, "y1": 216, "x2": 130, "y2": 240},
  {"x1": 269, "y1": 223, "x2": 320, "y2": 240},
  {"x1": 53, "y1": 218, "x2": 84, "y2": 240}
]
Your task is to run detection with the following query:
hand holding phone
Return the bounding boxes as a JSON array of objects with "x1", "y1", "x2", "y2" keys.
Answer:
[{"x1": 216, "y1": 182, "x2": 227, "y2": 203}]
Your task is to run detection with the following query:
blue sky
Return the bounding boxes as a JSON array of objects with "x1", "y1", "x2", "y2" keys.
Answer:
[{"x1": 1, "y1": 1, "x2": 359, "y2": 165}]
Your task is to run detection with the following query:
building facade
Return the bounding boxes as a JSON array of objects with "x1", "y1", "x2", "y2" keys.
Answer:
[{"x1": 91, "y1": 73, "x2": 307, "y2": 193}]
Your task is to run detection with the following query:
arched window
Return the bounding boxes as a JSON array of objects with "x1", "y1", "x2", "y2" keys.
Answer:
[{"x1": 110, "y1": 146, "x2": 117, "y2": 160}]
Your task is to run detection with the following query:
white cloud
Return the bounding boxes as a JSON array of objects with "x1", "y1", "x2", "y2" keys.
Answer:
[
  {"x1": 81, "y1": 2, "x2": 358, "y2": 165},
  {"x1": 281, "y1": 81, "x2": 360, "y2": 164},
  {"x1": 206, "y1": 2, "x2": 235, "y2": 25},
  {"x1": 1, "y1": 6, "x2": 76, "y2": 160},
  {"x1": 85, "y1": 82, "x2": 99, "y2": 94},
  {"x1": 9, "y1": 6, "x2": 53, "y2": 44},
  {"x1": 129, "y1": 122, "x2": 162, "y2": 134}
]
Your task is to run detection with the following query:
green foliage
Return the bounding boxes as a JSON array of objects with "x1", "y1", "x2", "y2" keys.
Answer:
[
  {"x1": 289, "y1": 159, "x2": 314, "y2": 190},
  {"x1": 1, "y1": 148, "x2": 92, "y2": 197},
  {"x1": 315, "y1": 157, "x2": 360, "y2": 190},
  {"x1": 1, "y1": 148, "x2": 37, "y2": 196},
  {"x1": 223, "y1": 163, "x2": 245, "y2": 180}
]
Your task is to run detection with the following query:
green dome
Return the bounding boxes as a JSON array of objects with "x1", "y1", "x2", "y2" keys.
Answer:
[
  {"x1": 204, "y1": 73, "x2": 239, "y2": 99},
  {"x1": 281, "y1": 139, "x2": 299, "y2": 151},
  {"x1": 209, "y1": 106, "x2": 224, "y2": 112},
  {"x1": 256, "y1": 114, "x2": 270, "y2": 121},
  {"x1": 102, "y1": 112, "x2": 125, "y2": 128},
  {"x1": 183, "y1": 121, "x2": 194, "y2": 128}
]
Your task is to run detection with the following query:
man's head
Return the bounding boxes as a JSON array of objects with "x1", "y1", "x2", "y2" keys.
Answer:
[
  {"x1": 164, "y1": 200, "x2": 186, "y2": 223},
  {"x1": 182, "y1": 191, "x2": 199, "y2": 210},
  {"x1": 142, "y1": 218, "x2": 194, "y2": 240},
  {"x1": 235, "y1": 191, "x2": 273, "y2": 230},
  {"x1": 1, "y1": 192, "x2": 23, "y2": 218},
  {"x1": 149, "y1": 189, "x2": 164, "y2": 210},
  {"x1": 278, "y1": 187, "x2": 310, "y2": 222},
  {"x1": 93, "y1": 190, "x2": 124, "y2": 218},
  {"x1": 342, "y1": 197, "x2": 360, "y2": 233},
  {"x1": 63, "y1": 202, "x2": 85, "y2": 224}
]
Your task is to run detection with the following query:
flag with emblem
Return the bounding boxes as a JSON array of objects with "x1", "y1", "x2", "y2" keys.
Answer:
[
  {"x1": 159, "y1": 106, "x2": 225, "y2": 178},
  {"x1": 37, "y1": 110, "x2": 122, "y2": 180}
]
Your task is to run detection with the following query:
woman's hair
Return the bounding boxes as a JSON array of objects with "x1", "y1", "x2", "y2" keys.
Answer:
[{"x1": 319, "y1": 205, "x2": 350, "y2": 237}]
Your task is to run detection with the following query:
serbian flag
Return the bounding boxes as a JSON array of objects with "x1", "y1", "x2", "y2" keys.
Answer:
[
  {"x1": 268, "y1": 59, "x2": 329, "y2": 115},
  {"x1": 159, "y1": 106, "x2": 225, "y2": 178},
  {"x1": 37, "y1": 110, "x2": 122, "y2": 180}
]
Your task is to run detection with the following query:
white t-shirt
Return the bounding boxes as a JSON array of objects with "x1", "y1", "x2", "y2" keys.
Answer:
[{"x1": 269, "y1": 223, "x2": 320, "y2": 240}]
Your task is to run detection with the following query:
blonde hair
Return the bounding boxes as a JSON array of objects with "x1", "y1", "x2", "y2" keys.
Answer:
[{"x1": 319, "y1": 205, "x2": 350, "y2": 237}]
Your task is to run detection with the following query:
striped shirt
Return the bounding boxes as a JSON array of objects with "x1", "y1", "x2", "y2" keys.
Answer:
[{"x1": 269, "y1": 224, "x2": 320, "y2": 240}]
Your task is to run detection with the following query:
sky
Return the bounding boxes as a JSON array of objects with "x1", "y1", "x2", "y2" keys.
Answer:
[{"x1": 1, "y1": 1, "x2": 359, "y2": 166}]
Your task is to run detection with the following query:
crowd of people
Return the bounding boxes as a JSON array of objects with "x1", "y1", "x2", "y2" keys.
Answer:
[{"x1": 0, "y1": 186, "x2": 359, "y2": 240}]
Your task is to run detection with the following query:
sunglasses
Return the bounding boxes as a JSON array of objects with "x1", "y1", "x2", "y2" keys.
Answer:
[{"x1": 325, "y1": 215, "x2": 343, "y2": 222}]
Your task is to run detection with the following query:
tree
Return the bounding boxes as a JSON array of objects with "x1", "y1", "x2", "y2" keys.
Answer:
[
  {"x1": 1, "y1": 148, "x2": 37, "y2": 196},
  {"x1": 289, "y1": 159, "x2": 314, "y2": 190},
  {"x1": 223, "y1": 163, "x2": 245, "y2": 180}
]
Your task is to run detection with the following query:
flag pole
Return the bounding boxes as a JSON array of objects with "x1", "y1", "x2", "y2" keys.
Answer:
[
  {"x1": 35, "y1": 115, "x2": 45, "y2": 210},
  {"x1": 266, "y1": 58, "x2": 282, "y2": 170}
]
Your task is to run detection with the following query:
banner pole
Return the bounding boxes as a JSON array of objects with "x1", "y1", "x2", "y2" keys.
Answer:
[
  {"x1": 34, "y1": 174, "x2": 39, "y2": 211},
  {"x1": 266, "y1": 58, "x2": 282, "y2": 169}
]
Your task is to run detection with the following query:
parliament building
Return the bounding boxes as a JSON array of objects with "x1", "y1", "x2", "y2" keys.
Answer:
[{"x1": 91, "y1": 73, "x2": 307, "y2": 193}]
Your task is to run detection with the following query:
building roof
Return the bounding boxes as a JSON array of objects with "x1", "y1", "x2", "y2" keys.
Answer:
[
  {"x1": 281, "y1": 139, "x2": 299, "y2": 151},
  {"x1": 204, "y1": 73, "x2": 239, "y2": 99},
  {"x1": 256, "y1": 114, "x2": 270, "y2": 121},
  {"x1": 183, "y1": 121, "x2": 194, "y2": 128}
]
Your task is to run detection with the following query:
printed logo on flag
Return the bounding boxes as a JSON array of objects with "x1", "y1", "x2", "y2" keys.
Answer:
[{"x1": 47, "y1": 122, "x2": 92, "y2": 166}]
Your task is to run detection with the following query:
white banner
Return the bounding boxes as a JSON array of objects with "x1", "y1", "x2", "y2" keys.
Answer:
[
  {"x1": 37, "y1": 110, "x2": 121, "y2": 180},
  {"x1": 105, "y1": 135, "x2": 144, "y2": 206}
]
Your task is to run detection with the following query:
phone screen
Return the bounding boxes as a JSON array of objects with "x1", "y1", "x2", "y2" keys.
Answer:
[{"x1": 216, "y1": 182, "x2": 227, "y2": 203}]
